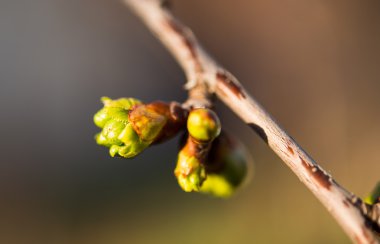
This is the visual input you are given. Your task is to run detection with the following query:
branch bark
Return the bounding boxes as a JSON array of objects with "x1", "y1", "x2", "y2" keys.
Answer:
[{"x1": 123, "y1": 0, "x2": 379, "y2": 242}]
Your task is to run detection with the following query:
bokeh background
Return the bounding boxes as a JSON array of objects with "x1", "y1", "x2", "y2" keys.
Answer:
[{"x1": 1, "y1": 0, "x2": 379, "y2": 243}]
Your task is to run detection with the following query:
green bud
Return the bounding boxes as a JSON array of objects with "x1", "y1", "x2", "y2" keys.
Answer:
[
  {"x1": 94, "y1": 97, "x2": 141, "y2": 128},
  {"x1": 98, "y1": 120, "x2": 125, "y2": 146},
  {"x1": 174, "y1": 150, "x2": 207, "y2": 192},
  {"x1": 187, "y1": 108, "x2": 221, "y2": 142},
  {"x1": 101, "y1": 96, "x2": 142, "y2": 110},
  {"x1": 93, "y1": 97, "x2": 160, "y2": 158},
  {"x1": 199, "y1": 174, "x2": 235, "y2": 198},
  {"x1": 200, "y1": 133, "x2": 252, "y2": 198},
  {"x1": 94, "y1": 98, "x2": 186, "y2": 158},
  {"x1": 93, "y1": 108, "x2": 110, "y2": 128},
  {"x1": 110, "y1": 123, "x2": 150, "y2": 158}
]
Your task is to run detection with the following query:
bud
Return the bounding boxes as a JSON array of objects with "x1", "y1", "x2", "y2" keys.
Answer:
[
  {"x1": 187, "y1": 108, "x2": 221, "y2": 142},
  {"x1": 174, "y1": 108, "x2": 222, "y2": 194},
  {"x1": 94, "y1": 97, "x2": 186, "y2": 158},
  {"x1": 199, "y1": 132, "x2": 252, "y2": 198},
  {"x1": 94, "y1": 97, "x2": 141, "y2": 128},
  {"x1": 129, "y1": 103, "x2": 168, "y2": 142},
  {"x1": 174, "y1": 149, "x2": 207, "y2": 192}
]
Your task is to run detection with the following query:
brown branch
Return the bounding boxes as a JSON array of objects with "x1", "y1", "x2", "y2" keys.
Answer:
[{"x1": 123, "y1": 0, "x2": 379, "y2": 243}]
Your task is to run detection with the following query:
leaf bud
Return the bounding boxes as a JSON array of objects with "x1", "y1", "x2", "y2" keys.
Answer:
[{"x1": 94, "y1": 97, "x2": 186, "y2": 158}]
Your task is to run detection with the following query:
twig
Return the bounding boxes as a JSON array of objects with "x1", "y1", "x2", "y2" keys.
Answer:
[{"x1": 123, "y1": 0, "x2": 379, "y2": 242}]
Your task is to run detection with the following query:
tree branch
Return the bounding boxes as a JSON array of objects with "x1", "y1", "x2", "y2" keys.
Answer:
[{"x1": 123, "y1": 0, "x2": 379, "y2": 242}]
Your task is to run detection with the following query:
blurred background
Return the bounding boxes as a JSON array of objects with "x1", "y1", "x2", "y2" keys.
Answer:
[{"x1": 0, "y1": 0, "x2": 379, "y2": 243}]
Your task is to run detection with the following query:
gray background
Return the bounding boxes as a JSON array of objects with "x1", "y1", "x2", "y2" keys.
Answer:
[{"x1": 0, "y1": 0, "x2": 379, "y2": 243}]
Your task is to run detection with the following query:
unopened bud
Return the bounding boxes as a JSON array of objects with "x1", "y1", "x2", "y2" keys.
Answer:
[
  {"x1": 200, "y1": 132, "x2": 252, "y2": 198},
  {"x1": 174, "y1": 149, "x2": 207, "y2": 192},
  {"x1": 187, "y1": 108, "x2": 221, "y2": 142},
  {"x1": 94, "y1": 97, "x2": 185, "y2": 158},
  {"x1": 94, "y1": 97, "x2": 141, "y2": 128},
  {"x1": 129, "y1": 102, "x2": 169, "y2": 142}
]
